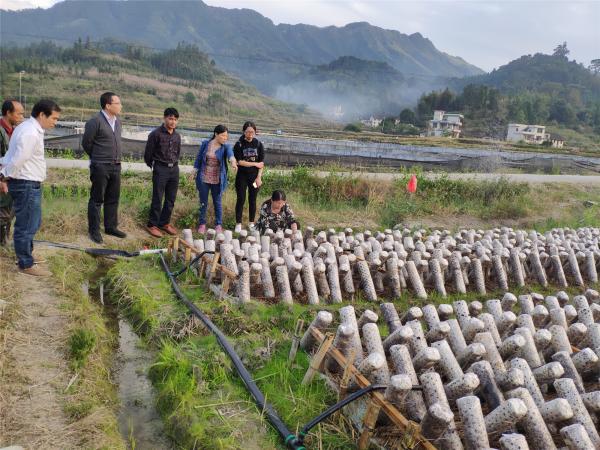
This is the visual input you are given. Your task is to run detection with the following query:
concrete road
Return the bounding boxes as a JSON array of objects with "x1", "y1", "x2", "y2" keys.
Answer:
[{"x1": 46, "y1": 158, "x2": 600, "y2": 185}]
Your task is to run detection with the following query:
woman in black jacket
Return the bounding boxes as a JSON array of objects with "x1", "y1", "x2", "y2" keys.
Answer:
[{"x1": 233, "y1": 121, "x2": 264, "y2": 233}]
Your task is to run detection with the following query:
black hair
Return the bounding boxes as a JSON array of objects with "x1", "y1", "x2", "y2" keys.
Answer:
[
  {"x1": 2, "y1": 99, "x2": 18, "y2": 116},
  {"x1": 212, "y1": 124, "x2": 228, "y2": 139},
  {"x1": 164, "y1": 107, "x2": 179, "y2": 118},
  {"x1": 100, "y1": 92, "x2": 117, "y2": 109},
  {"x1": 242, "y1": 121, "x2": 257, "y2": 133},
  {"x1": 271, "y1": 190, "x2": 286, "y2": 201},
  {"x1": 31, "y1": 99, "x2": 61, "y2": 118}
]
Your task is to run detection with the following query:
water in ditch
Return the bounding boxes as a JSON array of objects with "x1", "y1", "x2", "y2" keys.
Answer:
[
  {"x1": 114, "y1": 318, "x2": 172, "y2": 450},
  {"x1": 86, "y1": 273, "x2": 172, "y2": 450}
]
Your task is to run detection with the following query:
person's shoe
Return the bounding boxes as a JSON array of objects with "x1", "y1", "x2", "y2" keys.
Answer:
[
  {"x1": 234, "y1": 223, "x2": 242, "y2": 233},
  {"x1": 248, "y1": 223, "x2": 255, "y2": 231},
  {"x1": 106, "y1": 228, "x2": 127, "y2": 238},
  {"x1": 160, "y1": 224, "x2": 177, "y2": 236},
  {"x1": 89, "y1": 230, "x2": 103, "y2": 244},
  {"x1": 32, "y1": 252, "x2": 47, "y2": 264},
  {"x1": 215, "y1": 225, "x2": 223, "y2": 233},
  {"x1": 15, "y1": 251, "x2": 46, "y2": 266},
  {"x1": 19, "y1": 265, "x2": 51, "y2": 277},
  {"x1": 197, "y1": 224, "x2": 206, "y2": 234},
  {"x1": 146, "y1": 226, "x2": 163, "y2": 238}
]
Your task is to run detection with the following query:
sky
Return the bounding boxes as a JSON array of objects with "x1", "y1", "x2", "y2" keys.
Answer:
[{"x1": 1, "y1": 0, "x2": 598, "y2": 71}]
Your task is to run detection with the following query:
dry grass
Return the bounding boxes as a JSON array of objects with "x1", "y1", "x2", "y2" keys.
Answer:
[{"x1": 0, "y1": 249, "x2": 123, "y2": 449}]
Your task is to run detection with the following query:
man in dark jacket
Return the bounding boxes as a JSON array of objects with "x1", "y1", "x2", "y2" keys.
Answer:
[
  {"x1": 82, "y1": 92, "x2": 126, "y2": 243},
  {"x1": 144, "y1": 107, "x2": 181, "y2": 238},
  {"x1": 0, "y1": 99, "x2": 24, "y2": 245}
]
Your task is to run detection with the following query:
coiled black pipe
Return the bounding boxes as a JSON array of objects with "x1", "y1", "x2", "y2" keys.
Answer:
[{"x1": 159, "y1": 252, "x2": 306, "y2": 450}]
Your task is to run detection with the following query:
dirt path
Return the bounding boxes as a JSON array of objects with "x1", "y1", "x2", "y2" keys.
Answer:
[{"x1": 0, "y1": 251, "x2": 83, "y2": 449}]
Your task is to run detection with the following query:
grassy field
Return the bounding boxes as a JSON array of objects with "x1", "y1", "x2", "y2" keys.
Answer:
[
  {"x1": 1, "y1": 57, "x2": 324, "y2": 133},
  {"x1": 2, "y1": 166, "x2": 599, "y2": 449},
  {"x1": 40, "y1": 166, "x2": 600, "y2": 240}
]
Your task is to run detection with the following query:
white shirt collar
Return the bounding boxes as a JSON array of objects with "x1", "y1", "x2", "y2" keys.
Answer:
[
  {"x1": 30, "y1": 116, "x2": 45, "y2": 134},
  {"x1": 101, "y1": 110, "x2": 116, "y2": 123}
]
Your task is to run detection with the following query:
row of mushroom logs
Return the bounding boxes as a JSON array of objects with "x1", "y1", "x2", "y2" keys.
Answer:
[
  {"x1": 300, "y1": 291, "x2": 600, "y2": 449},
  {"x1": 181, "y1": 226, "x2": 600, "y2": 305}
]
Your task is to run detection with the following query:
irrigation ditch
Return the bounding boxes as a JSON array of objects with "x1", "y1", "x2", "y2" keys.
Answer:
[{"x1": 80, "y1": 261, "x2": 172, "y2": 449}]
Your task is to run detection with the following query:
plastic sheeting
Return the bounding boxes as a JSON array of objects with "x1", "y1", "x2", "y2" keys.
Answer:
[{"x1": 44, "y1": 134, "x2": 600, "y2": 174}]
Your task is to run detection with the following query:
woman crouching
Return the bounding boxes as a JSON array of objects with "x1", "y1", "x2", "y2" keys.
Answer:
[{"x1": 256, "y1": 190, "x2": 298, "y2": 234}]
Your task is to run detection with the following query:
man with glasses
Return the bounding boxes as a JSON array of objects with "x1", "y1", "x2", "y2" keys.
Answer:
[
  {"x1": 0, "y1": 99, "x2": 61, "y2": 276},
  {"x1": 82, "y1": 92, "x2": 126, "y2": 243}
]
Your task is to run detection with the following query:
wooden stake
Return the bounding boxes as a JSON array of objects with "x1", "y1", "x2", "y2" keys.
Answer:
[
  {"x1": 301, "y1": 333, "x2": 334, "y2": 385},
  {"x1": 207, "y1": 251, "x2": 220, "y2": 284},
  {"x1": 221, "y1": 275, "x2": 231, "y2": 296},
  {"x1": 287, "y1": 319, "x2": 305, "y2": 366},
  {"x1": 338, "y1": 349, "x2": 356, "y2": 400},
  {"x1": 308, "y1": 327, "x2": 435, "y2": 450},
  {"x1": 172, "y1": 237, "x2": 180, "y2": 264},
  {"x1": 184, "y1": 247, "x2": 192, "y2": 264},
  {"x1": 358, "y1": 399, "x2": 381, "y2": 450}
]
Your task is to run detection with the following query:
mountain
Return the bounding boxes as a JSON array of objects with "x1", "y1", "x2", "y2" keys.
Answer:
[
  {"x1": 277, "y1": 56, "x2": 445, "y2": 119},
  {"x1": 418, "y1": 52, "x2": 600, "y2": 140},
  {"x1": 0, "y1": 40, "x2": 324, "y2": 130},
  {"x1": 0, "y1": 0, "x2": 483, "y2": 97},
  {"x1": 453, "y1": 53, "x2": 600, "y2": 100}
]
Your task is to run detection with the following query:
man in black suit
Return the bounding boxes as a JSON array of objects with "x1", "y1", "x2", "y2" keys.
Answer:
[{"x1": 82, "y1": 92, "x2": 126, "y2": 243}]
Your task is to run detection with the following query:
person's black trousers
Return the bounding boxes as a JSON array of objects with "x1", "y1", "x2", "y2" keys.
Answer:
[
  {"x1": 88, "y1": 162, "x2": 121, "y2": 233},
  {"x1": 235, "y1": 172, "x2": 259, "y2": 223},
  {"x1": 148, "y1": 163, "x2": 179, "y2": 227}
]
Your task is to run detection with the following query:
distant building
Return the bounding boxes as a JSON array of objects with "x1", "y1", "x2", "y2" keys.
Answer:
[
  {"x1": 548, "y1": 134, "x2": 565, "y2": 148},
  {"x1": 426, "y1": 110, "x2": 463, "y2": 138},
  {"x1": 360, "y1": 116, "x2": 383, "y2": 128},
  {"x1": 332, "y1": 105, "x2": 344, "y2": 120},
  {"x1": 506, "y1": 123, "x2": 550, "y2": 144}
]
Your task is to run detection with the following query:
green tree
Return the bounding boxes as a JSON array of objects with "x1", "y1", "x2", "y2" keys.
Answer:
[
  {"x1": 343, "y1": 123, "x2": 362, "y2": 132},
  {"x1": 399, "y1": 108, "x2": 416, "y2": 124},
  {"x1": 549, "y1": 99, "x2": 575, "y2": 124},
  {"x1": 590, "y1": 59, "x2": 600, "y2": 75},
  {"x1": 184, "y1": 91, "x2": 196, "y2": 105},
  {"x1": 553, "y1": 42, "x2": 570, "y2": 59}
]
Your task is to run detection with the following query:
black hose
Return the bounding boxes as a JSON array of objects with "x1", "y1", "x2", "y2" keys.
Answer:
[
  {"x1": 170, "y1": 251, "x2": 215, "y2": 278},
  {"x1": 159, "y1": 253, "x2": 306, "y2": 450},
  {"x1": 33, "y1": 239, "x2": 164, "y2": 258},
  {"x1": 298, "y1": 385, "x2": 386, "y2": 441}
]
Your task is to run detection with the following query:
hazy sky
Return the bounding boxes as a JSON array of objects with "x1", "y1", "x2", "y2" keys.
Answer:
[{"x1": 1, "y1": 0, "x2": 598, "y2": 71}]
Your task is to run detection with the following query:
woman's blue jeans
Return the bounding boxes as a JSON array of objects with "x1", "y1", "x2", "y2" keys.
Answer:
[{"x1": 198, "y1": 182, "x2": 222, "y2": 226}]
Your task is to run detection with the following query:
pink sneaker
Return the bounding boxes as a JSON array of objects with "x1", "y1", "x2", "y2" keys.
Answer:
[
  {"x1": 215, "y1": 225, "x2": 223, "y2": 233},
  {"x1": 197, "y1": 224, "x2": 206, "y2": 234}
]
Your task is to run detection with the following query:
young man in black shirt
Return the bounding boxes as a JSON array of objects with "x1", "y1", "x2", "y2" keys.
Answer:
[
  {"x1": 233, "y1": 121, "x2": 264, "y2": 233},
  {"x1": 144, "y1": 108, "x2": 182, "y2": 237}
]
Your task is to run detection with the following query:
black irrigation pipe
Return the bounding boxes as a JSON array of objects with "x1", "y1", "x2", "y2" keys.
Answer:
[
  {"x1": 33, "y1": 239, "x2": 166, "y2": 258},
  {"x1": 159, "y1": 252, "x2": 306, "y2": 450},
  {"x1": 160, "y1": 252, "x2": 425, "y2": 448},
  {"x1": 170, "y1": 250, "x2": 215, "y2": 278},
  {"x1": 297, "y1": 385, "x2": 386, "y2": 443}
]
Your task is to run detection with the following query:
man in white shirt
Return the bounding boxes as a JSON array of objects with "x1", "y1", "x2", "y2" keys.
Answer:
[{"x1": 0, "y1": 99, "x2": 61, "y2": 276}]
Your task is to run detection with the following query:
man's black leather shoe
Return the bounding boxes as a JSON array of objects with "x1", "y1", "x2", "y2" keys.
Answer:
[
  {"x1": 89, "y1": 231, "x2": 103, "y2": 244},
  {"x1": 106, "y1": 228, "x2": 127, "y2": 238}
]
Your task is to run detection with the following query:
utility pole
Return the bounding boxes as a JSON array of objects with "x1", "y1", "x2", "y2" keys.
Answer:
[{"x1": 18, "y1": 71, "x2": 26, "y2": 103}]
